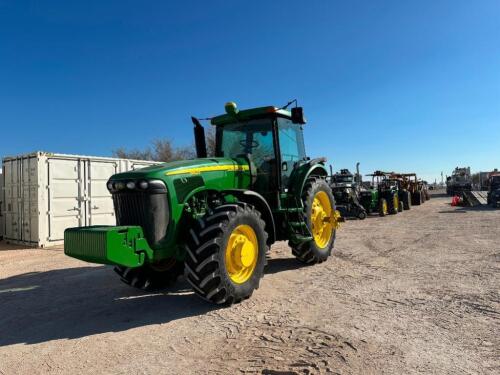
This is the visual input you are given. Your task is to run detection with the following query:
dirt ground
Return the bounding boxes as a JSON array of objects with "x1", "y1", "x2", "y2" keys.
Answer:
[{"x1": 0, "y1": 192, "x2": 499, "y2": 374}]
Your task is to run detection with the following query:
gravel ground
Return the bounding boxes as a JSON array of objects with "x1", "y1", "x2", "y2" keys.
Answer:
[{"x1": 0, "y1": 192, "x2": 499, "y2": 374}]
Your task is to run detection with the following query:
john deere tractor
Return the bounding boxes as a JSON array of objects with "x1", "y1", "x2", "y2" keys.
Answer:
[
  {"x1": 64, "y1": 102, "x2": 341, "y2": 304},
  {"x1": 360, "y1": 171, "x2": 402, "y2": 216},
  {"x1": 388, "y1": 173, "x2": 412, "y2": 210}
]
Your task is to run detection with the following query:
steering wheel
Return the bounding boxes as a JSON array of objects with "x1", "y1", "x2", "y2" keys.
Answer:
[{"x1": 239, "y1": 139, "x2": 260, "y2": 149}]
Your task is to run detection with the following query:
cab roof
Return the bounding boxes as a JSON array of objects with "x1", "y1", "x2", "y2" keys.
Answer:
[{"x1": 210, "y1": 106, "x2": 293, "y2": 126}]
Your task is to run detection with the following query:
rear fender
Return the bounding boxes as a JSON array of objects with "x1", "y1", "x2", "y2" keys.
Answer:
[{"x1": 289, "y1": 158, "x2": 329, "y2": 196}]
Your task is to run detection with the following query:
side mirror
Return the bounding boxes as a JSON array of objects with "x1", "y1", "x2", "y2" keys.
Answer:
[{"x1": 291, "y1": 107, "x2": 306, "y2": 124}]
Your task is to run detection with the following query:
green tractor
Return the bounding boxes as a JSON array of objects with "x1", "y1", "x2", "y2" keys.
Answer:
[
  {"x1": 64, "y1": 102, "x2": 341, "y2": 304},
  {"x1": 359, "y1": 171, "x2": 402, "y2": 216},
  {"x1": 388, "y1": 173, "x2": 412, "y2": 210}
]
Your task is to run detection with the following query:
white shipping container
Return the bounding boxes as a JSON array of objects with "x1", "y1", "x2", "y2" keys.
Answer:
[{"x1": 2, "y1": 151, "x2": 160, "y2": 247}]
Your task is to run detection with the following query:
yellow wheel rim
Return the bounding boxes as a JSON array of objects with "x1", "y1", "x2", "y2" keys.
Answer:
[
  {"x1": 225, "y1": 224, "x2": 258, "y2": 284},
  {"x1": 394, "y1": 195, "x2": 399, "y2": 209},
  {"x1": 383, "y1": 200, "x2": 388, "y2": 215},
  {"x1": 311, "y1": 191, "x2": 335, "y2": 249}
]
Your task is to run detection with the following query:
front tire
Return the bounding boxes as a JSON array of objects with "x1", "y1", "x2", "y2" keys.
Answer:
[
  {"x1": 357, "y1": 210, "x2": 367, "y2": 220},
  {"x1": 184, "y1": 203, "x2": 268, "y2": 305},
  {"x1": 114, "y1": 259, "x2": 184, "y2": 291},
  {"x1": 379, "y1": 198, "x2": 388, "y2": 217},
  {"x1": 290, "y1": 178, "x2": 337, "y2": 264}
]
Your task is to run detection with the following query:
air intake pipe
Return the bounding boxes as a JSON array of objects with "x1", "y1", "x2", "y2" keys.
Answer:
[{"x1": 192, "y1": 117, "x2": 207, "y2": 158}]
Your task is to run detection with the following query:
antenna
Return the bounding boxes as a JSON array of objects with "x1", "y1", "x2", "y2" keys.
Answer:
[{"x1": 281, "y1": 99, "x2": 298, "y2": 110}]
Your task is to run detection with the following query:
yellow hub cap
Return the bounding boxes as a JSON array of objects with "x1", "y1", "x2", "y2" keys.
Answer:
[
  {"x1": 225, "y1": 224, "x2": 258, "y2": 284},
  {"x1": 383, "y1": 200, "x2": 388, "y2": 214},
  {"x1": 311, "y1": 191, "x2": 335, "y2": 249},
  {"x1": 394, "y1": 195, "x2": 399, "y2": 209}
]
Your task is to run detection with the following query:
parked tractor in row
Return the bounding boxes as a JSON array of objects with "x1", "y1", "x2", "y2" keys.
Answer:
[
  {"x1": 64, "y1": 102, "x2": 341, "y2": 305},
  {"x1": 328, "y1": 163, "x2": 367, "y2": 220},
  {"x1": 359, "y1": 171, "x2": 403, "y2": 217},
  {"x1": 387, "y1": 173, "x2": 412, "y2": 210},
  {"x1": 402, "y1": 173, "x2": 429, "y2": 205}
]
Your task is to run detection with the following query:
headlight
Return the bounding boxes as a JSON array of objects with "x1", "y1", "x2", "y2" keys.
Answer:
[
  {"x1": 107, "y1": 181, "x2": 113, "y2": 191},
  {"x1": 116, "y1": 181, "x2": 125, "y2": 190},
  {"x1": 126, "y1": 181, "x2": 136, "y2": 190},
  {"x1": 138, "y1": 180, "x2": 149, "y2": 190}
]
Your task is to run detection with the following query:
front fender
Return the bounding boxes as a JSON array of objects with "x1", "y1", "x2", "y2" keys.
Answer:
[{"x1": 222, "y1": 189, "x2": 276, "y2": 245}]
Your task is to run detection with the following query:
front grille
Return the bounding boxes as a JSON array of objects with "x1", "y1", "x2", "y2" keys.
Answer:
[{"x1": 112, "y1": 192, "x2": 169, "y2": 248}]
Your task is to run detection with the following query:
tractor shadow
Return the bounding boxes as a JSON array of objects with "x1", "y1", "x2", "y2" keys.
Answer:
[
  {"x1": 438, "y1": 205, "x2": 495, "y2": 213},
  {"x1": 455, "y1": 205, "x2": 496, "y2": 212},
  {"x1": 0, "y1": 266, "x2": 215, "y2": 346},
  {"x1": 265, "y1": 257, "x2": 308, "y2": 275},
  {"x1": 0, "y1": 258, "x2": 308, "y2": 346}
]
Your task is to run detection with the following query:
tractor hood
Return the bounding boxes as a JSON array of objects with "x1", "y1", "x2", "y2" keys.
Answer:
[
  {"x1": 108, "y1": 157, "x2": 252, "y2": 204},
  {"x1": 112, "y1": 157, "x2": 249, "y2": 180}
]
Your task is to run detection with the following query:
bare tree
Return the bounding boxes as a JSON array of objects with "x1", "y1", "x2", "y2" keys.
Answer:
[
  {"x1": 205, "y1": 126, "x2": 216, "y2": 157},
  {"x1": 112, "y1": 138, "x2": 196, "y2": 162},
  {"x1": 113, "y1": 147, "x2": 154, "y2": 161}
]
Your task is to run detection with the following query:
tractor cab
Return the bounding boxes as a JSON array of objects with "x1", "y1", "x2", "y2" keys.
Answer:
[
  {"x1": 369, "y1": 171, "x2": 397, "y2": 193},
  {"x1": 331, "y1": 169, "x2": 355, "y2": 187},
  {"x1": 204, "y1": 102, "x2": 309, "y2": 207}
]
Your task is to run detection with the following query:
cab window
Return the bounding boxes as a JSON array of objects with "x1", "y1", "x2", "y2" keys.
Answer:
[{"x1": 278, "y1": 118, "x2": 306, "y2": 186}]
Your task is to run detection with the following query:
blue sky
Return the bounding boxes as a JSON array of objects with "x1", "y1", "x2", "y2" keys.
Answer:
[{"x1": 1, "y1": 1, "x2": 499, "y2": 182}]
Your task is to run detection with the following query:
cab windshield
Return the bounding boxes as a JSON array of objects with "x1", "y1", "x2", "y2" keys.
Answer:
[
  {"x1": 333, "y1": 175, "x2": 353, "y2": 183},
  {"x1": 215, "y1": 119, "x2": 274, "y2": 164}
]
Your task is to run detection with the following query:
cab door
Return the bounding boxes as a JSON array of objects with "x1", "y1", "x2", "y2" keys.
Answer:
[{"x1": 277, "y1": 119, "x2": 306, "y2": 190}]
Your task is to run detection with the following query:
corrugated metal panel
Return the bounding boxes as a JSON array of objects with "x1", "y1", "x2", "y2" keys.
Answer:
[{"x1": 2, "y1": 151, "x2": 160, "y2": 247}]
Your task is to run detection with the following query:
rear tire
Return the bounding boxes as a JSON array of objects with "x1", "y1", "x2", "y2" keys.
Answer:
[
  {"x1": 402, "y1": 191, "x2": 411, "y2": 210},
  {"x1": 114, "y1": 259, "x2": 184, "y2": 291},
  {"x1": 388, "y1": 194, "x2": 399, "y2": 215},
  {"x1": 290, "y1": 178, "x2": 337, "y2": 264},
  {"x1": 412, "y1": 192, "x2": 422, "y2": 206},
  {"x1": 184, "y1": 203, "x2": 268, "y2": 305}
]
